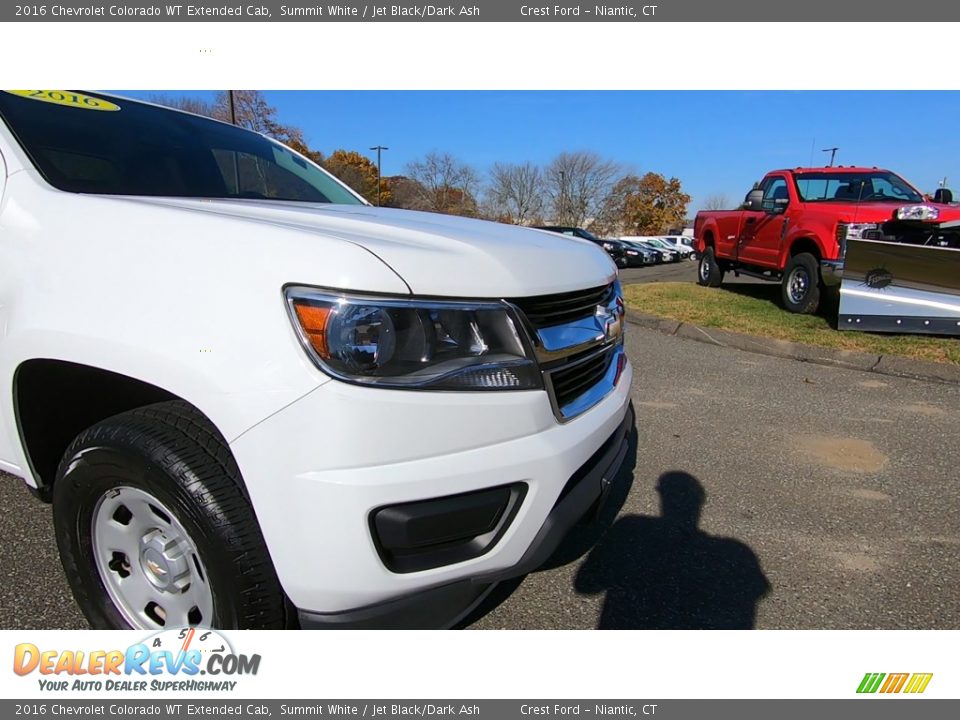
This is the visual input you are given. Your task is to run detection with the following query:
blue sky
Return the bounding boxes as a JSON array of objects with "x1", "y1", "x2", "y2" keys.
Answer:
[{"x1": 116, "y1": 90, "x2": 960, "y2": 210}]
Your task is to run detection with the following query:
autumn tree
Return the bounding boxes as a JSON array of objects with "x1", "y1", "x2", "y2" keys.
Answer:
[
  {"x1": 599, "y1": 173, "x2": 691, "y2": 235},
  {"x1": 383, "y1": 176, "x2": 427, "y2": 210},
  {"x1": 404, "y1": 152, "x2": 480, "y2": 216},
  {"x1": 486, "y1": 162, "x2": 545, "y2": 225},
  {"x1": 545, "y1": 151, "x2": 621, "y2": 227},
  {"x1": 322, "y1": 150, "x2": 391, "y2": 205}
]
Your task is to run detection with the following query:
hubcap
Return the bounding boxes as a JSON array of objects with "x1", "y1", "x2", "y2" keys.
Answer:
[
  {"x1": 787, "y1": 267, "x2": 810, "y2": 304},
  {"x1": 92, "y1": 487, "x2": 213, "y2": 629},
  {"x1": 700, "y1": 255, "x2": 711, "y2": 280}
]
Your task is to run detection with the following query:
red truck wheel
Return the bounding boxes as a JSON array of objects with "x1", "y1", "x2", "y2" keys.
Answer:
[
  {"x1": 781, "y1": 253, "x2": 821, "y2": 314},
  {"x1": 697, "y1": 248, "x2": 724, "y2": 288}
]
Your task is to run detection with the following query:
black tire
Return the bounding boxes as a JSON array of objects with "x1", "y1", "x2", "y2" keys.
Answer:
[
  {"x1": 53, "y1": 401, "x2": 288, "y2": 630},
  {"x1": 781, "y1": 252, "x2": 822, "y2": 314},
  {"x1": 697, "y1": 248, "x2": 724, "y2": 287},
  {"x1": 615, "y1": 255, "x2": 628, "y2": 269}
]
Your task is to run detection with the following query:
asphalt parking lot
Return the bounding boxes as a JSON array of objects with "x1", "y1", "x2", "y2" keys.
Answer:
[
  {"x1": 617, "y1": 257, "x2": 701, "y2": 286},
  {"x1": 1, "y1": 262, "x2": 958, "y2": 630}
]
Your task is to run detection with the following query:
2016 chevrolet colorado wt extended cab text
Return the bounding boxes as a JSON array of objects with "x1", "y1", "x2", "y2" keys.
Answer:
[
  {"x1": 0, "y1": 91, "x2": 633, "y2": 629},
  {"x1": 694, "y1": 166, "x2": 960, "y2": 314}
]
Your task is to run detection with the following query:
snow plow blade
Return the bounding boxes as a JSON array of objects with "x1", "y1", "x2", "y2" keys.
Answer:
[{"x1": 839, "y1": 238, "x2": 960, "y2": 335}]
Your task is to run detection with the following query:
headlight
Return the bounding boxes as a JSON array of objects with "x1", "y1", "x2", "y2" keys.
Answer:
[
  {"x1": 837, "y1": 222, "x2": 879, "y2": 242},
  {"x1": 285, "y1": 287, "x2": 540, "y2": 390},
  {"x1": 897, "y1": 204, "x2": 939, "y2": 221},
  {"x1": 626, "y1": 250, "x2": 638, "y2": 255},
  {"x1": 836, "y1": 222, "x2": 880, "y2": 259},
  {"x1": 602, "y1": 242, "x2": 615, "y2": 250}
]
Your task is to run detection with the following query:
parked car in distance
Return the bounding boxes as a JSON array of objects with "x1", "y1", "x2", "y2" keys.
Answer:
[
  {"x1": 625, "y1": 237, "x2": 682, "y2": 262},
  {"x1": 658, "y1": 236, "x2": 695, "y2": 257},
  {"x1": 621, "y1": 241, "x2": 659, "y2": 266},
  {"x1": 694, "y1": 166, "x2": 960, "y2": 314},
  {"x1": 0, "y1": 90, "x2": 634, "y2": 630},
  {"x1": 534, "y1": 225, "x2": 641, "y2": 268},
  {"x1": 621, "y1": 240, "x2": 671, "y2": 264}
]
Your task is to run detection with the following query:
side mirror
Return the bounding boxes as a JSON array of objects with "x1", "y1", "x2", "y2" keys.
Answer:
[
  {"x1": 745, "y1": 189, "x2": 764, "y2": 212},
  {"x1": 934, "y1": 188, "x2": 953, "y2": 204}
]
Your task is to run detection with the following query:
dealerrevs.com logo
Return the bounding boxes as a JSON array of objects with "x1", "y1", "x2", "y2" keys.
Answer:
[
  {"x1": 857, "y1": 672, "x2": 933, "y2": 695},
  {"x1": 13, "y1": 628, "x2": 260, "y2": 692}
]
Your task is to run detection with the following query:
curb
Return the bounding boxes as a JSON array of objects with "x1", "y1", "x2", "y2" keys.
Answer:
[{"x1": 625, "y1": 309, "x2": 960, "y2": 386}]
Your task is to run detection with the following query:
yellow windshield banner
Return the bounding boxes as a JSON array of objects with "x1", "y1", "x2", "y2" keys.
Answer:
[{"x1": 4, "y1": 90, "x2": 120, "y2": 111}]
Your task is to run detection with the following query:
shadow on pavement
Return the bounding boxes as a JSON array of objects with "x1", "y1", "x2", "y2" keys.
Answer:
[{"x1": 574, "y1": 470, "x2": 770, "y2": 629}]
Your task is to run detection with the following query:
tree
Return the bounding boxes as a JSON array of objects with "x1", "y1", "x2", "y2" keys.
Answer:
[
  {"x1": 383, "y1": 176, "x2": 427, "y2": 210},
  {"x1": 147, "y1": 91, "x2": 322, "y2": 162},
  {"x1": 598, "y1": 173, "x2": 691, "y2": 236},
  {"x1": 212, "y1": 91, "x2": 308, "y2": 152},
  {"x1": 323, "y1": 150, "x2": 391, "y2": 206},
  {"x1": 145, "y1": 93, "x2": 219, "y2": 119},
  {"x1": 545, "y1": 151, "x2": 621, "y2": 227},
  {"x1": 702, "y1": 193, "x2": 730, "y2": 210},
  {"x1": 486, "y1": 162, "x2": 545, "y2": 225},
  {"x1": 404, "y1": 152, "x2": 480, "y2": 216}
]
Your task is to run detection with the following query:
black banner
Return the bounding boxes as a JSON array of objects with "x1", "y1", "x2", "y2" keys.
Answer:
[{"x1": 4, "y1": 0, "x2": 957, "y2": 22}]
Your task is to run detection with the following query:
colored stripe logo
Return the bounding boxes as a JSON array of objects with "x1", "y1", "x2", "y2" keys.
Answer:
[{"x1": 857, "y1": 672, "x2": 933, "y2": 694}]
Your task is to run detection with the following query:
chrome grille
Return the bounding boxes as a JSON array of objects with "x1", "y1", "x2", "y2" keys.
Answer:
[
  {"x1": 549, "y1": 347, "x2": 616, "y2": 411},
  {"x1": 507, "y1": 281, "x2": 624, "y2": 422},
  {"x1": 510, "y1": 284, "x2": 614, "y2": 328}
]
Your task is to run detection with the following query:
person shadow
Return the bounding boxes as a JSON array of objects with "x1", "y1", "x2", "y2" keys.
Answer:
[{"x1": 574, "y1": 471, "x2": 770, "y2": 629}]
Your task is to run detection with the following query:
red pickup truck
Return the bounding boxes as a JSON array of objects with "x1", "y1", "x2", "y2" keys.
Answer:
[{"x1": 693, "y1": 167, "x2": 960, "y2": 313}]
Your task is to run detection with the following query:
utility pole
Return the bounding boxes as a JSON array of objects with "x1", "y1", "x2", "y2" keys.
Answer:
[
  {"x1": 369, "y1": 145, "x2": 389, "y2": 206},
  {"x1": 821, "y1": 147, "x2": 839, "y2": 167}
]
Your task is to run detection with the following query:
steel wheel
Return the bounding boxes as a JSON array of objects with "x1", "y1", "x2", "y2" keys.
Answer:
[
  {"x1": 92, "y1": 486, "x2": 213, "y2": 630},
  {"x1": 699, "y1": 254, "x2": 711, "y2": 281},
  {"x1": 698, "y1": 248, "x2": 723, "y2": 287},
  {"x1": 786, "y1": 266, "x2": 810, "y2": 305}
]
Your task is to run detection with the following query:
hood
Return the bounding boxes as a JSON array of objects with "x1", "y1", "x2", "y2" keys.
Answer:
[
  {"x1": 107, "y1": 197, "x2": 616, "y2": 298},
  {"x1": 812, "y1": 200, "x2": 960, "y2": 225}
]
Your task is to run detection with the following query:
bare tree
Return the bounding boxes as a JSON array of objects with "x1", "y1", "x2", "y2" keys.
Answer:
[
  {"x1": 147, "y1": 91, "x2": 312, "y2": 156},
  {"x1": 212, "y1": 91, "x2": 308, "y2": 152},
  {"x1": 405, "y1": 152, "x2": 480, "y2": 216},
  {"x1": 702, "y1": 193, "x2": 730, "y2": 211},
  {"x1": 146, "y1": 93, "x2": 219, "y2": 120},
  {"x1": 485, "y1": 162, "x2": 545, "y2": 225},
  {"x1": 545, "y1": 151, "x2": 621, "y2": 227}
]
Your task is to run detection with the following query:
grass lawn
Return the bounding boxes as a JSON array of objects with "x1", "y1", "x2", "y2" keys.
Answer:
[{"x1": 624, "y1": 282, "x2": 960, "y2": 366}]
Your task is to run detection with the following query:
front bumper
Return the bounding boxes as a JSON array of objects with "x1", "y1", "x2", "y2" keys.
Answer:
[
  {"x1": 821, "y1": 259, "x2": 844, "y2": 286},
  {"x1": 298, "y1": 404, "x2": 633, "y2": 629},
  {"x1": 229, "y1": 358, "x2": 633, "y2": 621}
]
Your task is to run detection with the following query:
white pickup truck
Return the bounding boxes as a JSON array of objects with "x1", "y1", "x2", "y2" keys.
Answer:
[{"x1": 0, "y1": 91, "x2": 633, "y2": 629}]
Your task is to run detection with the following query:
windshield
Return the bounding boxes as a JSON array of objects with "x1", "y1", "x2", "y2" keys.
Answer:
[
  {"x1": 0, "y1": 91, "x2": 363, "y2": 204},
  {"x1": 794, "y1": 171, "x2": 922, "y2": 203}
]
